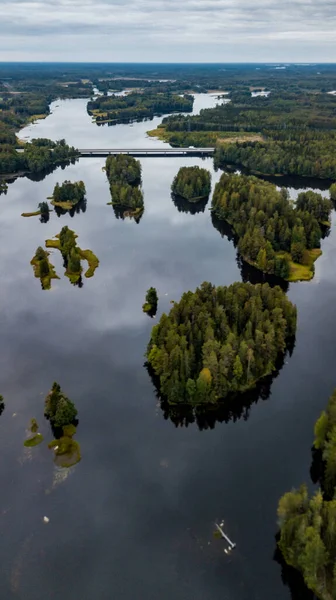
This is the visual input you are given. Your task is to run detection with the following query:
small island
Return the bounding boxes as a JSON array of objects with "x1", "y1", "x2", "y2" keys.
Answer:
[
  {"x1": 212, "y1": 173, "x2": 332, "y2": 281},
  {"x1": 24, "y1": 418, "x2": 44, "y2": 447},
  {"x1": 22, "y1": 201, "x2": 50, "y2": 222},
  {"x1": 146, "y1": 281, "x2": 297, "y2": 405},
  {"x1": 278, "y1": 389, "x2": 336, "y2": 600},
  {"x1": 0, "y1": 181, "x2": 8, "y2": 195},
  {"x1": 171, "y1": 166, "x2": 211, "y2": 202},
  {"x1": 50, "y1": 180, "x2": 86, "y2": 210},
  {"x1": 46, "y1": 226, "x2": 99, "y2": 284},
  {"x1": 45, "y1": 382, "x2": 81, "y2": 467},
  {"x1": 105, "y1": 154, "x2": 144, "y2": 221},
  {"x1": 143, "y1": 287, "x2": 158, "y2": 317},
  {"x1": 31, "y1": 246, "x2": 60, "y2": 290}
]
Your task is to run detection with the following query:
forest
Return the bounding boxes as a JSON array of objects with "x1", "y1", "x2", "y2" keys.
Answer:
[
  {"x1": 211, "y1": 173, "x2": 332, "y2": 281},
  {"x1": 171, "y1": 166, "x2": 211, "y2": 201},
  {"x1": 87, "y1": 91, "x2": 194, "y2": 124},
  {"x1": 143, "y1": 287, "x2": 158, "y2": 317},
  {"x1": 105, "y1": 154, "x2": 144, "y2": 215},
  {"x1": 278, "y1": 389, "x2": 336, "y2": 600},
  {"x1": 52, "y1": 180, "x2": 86, "y2": 208},
  {"x1": 146, "y1": 281, "x2": 297, "y2": 405}
]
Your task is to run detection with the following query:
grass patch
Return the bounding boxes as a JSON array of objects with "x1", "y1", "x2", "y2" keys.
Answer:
[
  {"x1": 51, "y1": 200, "x2": 74, "y2": 210},
  {"x1": 288, "y1": 249, "x2": 322, "y2": 282},
  {"x1": 30, "y1": 251, "x2": 59, "y2": 290},
  {"x1": 78, "y1": 248, "x2": 100, "y2": 278},
  {"x1": 21, "y1": 210, "x2": 41, "y2": 217},
  {"x1": 49, "y1": 437, "x2": 81, "y2": 468},
  {"x1": 147, "y1": 126, "x2": 264, "y2": 146},
  {"x1": 24, "y1": 433, "x2": 44, "y2": 447}
]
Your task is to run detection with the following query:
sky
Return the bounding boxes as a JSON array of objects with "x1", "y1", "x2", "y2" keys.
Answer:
[{"x1": 0, "y1": 0, "x2": 335, "y2": 62}]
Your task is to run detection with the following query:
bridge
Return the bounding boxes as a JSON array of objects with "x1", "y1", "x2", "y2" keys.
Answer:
[{"x1": 77, "y1": 147, "x2": 215, "y2": 157}]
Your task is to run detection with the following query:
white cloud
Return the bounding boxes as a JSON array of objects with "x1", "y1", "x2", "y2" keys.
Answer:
[{"x1": 0, "y1": 0, "x2": 335, "y2": 61}]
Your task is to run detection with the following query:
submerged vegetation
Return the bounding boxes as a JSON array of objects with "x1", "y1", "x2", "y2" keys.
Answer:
[
  {"x1": 171, "y1": 166, "x2": 211, "y2": 202},
  {"x1": 278, "y1": 389, "x2": 336, "y2": 600},
  {"x1": 45, "y1": 226, "x2": 99, "y2": 285},
  {"x1": 105, "y1": 154, "x2": 144, "y2": 221},
  {"x1": 143, "y1": 287, "x2": 158, "y2": 317},
  {"x1": 31, "y1": 246, "x2": 59, "y2": 290},
  {"x1": 23, "y1": 418, "x2": 44, "y2": 447},
  {"x1": 147, "y1": 282, "x2": 297, "y2": 405},
  {"x1": 211, "y1": 173, "x2": 331, "y2": 281}
]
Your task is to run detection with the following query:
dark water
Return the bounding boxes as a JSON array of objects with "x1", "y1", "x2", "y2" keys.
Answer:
[{"x1": 1, "y1": 96, "x2": 335, "y2": 600}]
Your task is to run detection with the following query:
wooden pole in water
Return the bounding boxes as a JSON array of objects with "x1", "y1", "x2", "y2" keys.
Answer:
[{"x1": 215, "y1": 522, "x2": 236, "y2": 548}]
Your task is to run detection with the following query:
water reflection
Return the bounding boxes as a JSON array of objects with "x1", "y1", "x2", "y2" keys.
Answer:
[
  {"x1": 54, "y1": 196, "x2": 87, "y2": 218},
  {"x1": 273, "y1": 540, "x2": 314, "y2": 600},
  {"x1": 111, "y1": 204, "x2": 144, "y2": 224},
  {"x1": 172, "y1": 193, "x2": 209, "y2": 215},
  {"x1": 211, "y1": 214, "x2": 289, "y2": 292},
  {"x1": 148, "y1": 340, "x2": 295, "y2": 430}
]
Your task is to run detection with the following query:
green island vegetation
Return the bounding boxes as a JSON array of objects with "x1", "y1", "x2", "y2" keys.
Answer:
[
  {"x1": 24, "y1": 418, "x2": 44, "y2": 447},
  {"x1": 143, "y1": 287, "x2": 158, "y2": 317},
  {"x1": 30, "y1": 246, "x2": 60, "y2": 290},
  {"x1": 171, "y1": 166, "x2": 211, "y2": 202},
  {"x1": 50, "y1": 180, "x2": 86, "y2": 210},
  {"x1": 330, "y1": 183, "x2": 336, "y2": 202},
  {"x1": 45, "y1": 382, "x2": 81, "y2": 467},
  {"x1": 277, "y1": 389, "x2": 336, "y2": 600},
  {"x1": 22, "y1": 201, "x2": 50, "y2": 222},
  {"x1": 211, "y1": 173, "x2": 332, "y2": 281},
  {"x1": 146, "y1": 281, "x2": 297, "y2": 405},
  {"x1": 87, "y1": 91, "x2": 193, "y2": 124},
  {"x1": 105, "y1": 154, "x2": 144, "y2": 221},
  {"x1": 45, "y1": 226, "x2": 99, "y2": 284},
  {"x1": 0, "y1": 180, "x2": 8, "y2": 195}
]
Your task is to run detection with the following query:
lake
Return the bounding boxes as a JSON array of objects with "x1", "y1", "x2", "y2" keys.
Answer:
[{"x1": 0, "y1": 92, "x2": 335, "y2": 600}]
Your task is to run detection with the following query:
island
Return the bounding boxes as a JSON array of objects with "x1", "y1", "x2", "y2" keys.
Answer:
[
  {"x1": 31, "y1": 246, "x2": 60, "y2": 290},
  {"x1": 211, "y1": 173, "x2": 332, "y2": 281},
  {"x1": 87, "y1": 91, "x2": 194, "y2": 125},
  {"x1": 22, "y1": 201, "x2": 50, "y2": 222},
  {"x1": 24, "y1": 418, "x2": 44, "y2": 447},
  {"x1": 0, "y1": 181, "x2": 7, "y2": 195},
  {"x1": 105, "y1": 154, "x2": 144, "y2": 221},
  {"x1": 278, "y1": 389, "x2": 336, "y2": 600},
  {"x1": 46, "y1": 226, "x2": 99, "y2": 284},
  {"x1": 45, "y1": 382, "x2": 81, "y2": 467},
  {"x1": 143, "y1": 287, "x2": 158, "y2": 317},
  {"x1": 50, "y1": 180, "x2": 86, "y2": 210},
  {"x1": 146, "y1": 281, "x2": 297, "y2": 405},
  {"x1": 171, "y1": 166, "x2": 211, "y2": 202}
]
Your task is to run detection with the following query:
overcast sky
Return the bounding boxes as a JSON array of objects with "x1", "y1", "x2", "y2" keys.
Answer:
[{"x1": 1, "y1": 0, "x2": 335, "y2": 62}]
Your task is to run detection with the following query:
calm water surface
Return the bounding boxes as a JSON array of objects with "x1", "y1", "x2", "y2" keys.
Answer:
[{"x1": 0, "y1": 96, "x2": 335, "y2": 600}]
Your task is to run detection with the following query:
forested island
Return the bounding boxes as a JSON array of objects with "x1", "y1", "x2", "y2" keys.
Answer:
[
  {"x1": 212, "y1": 173, "x2": 332, "y2": 281},
  {"x1": 50, "y1": 180, "x2": 86, "y2": 210},
  {"x1": 143, "y1": 287, "x2": 158, "y2": 317},
  {"x1": 105, "y1": 154, "x2": 144, "y2": 221},
  {"x1": 45, "y1": 382, "x2": 81, "y2": 467},
  {"x1": 87, "y1": 91, "x2": 193, "y2": 124},
  {"x1": 171, "y1": 166, "x2": 211, "y2": 202},
  {"x1": 46, "y1": 226, "x2": 99, "y2": 285},
  {"x1": 278, "y1": 389, "x2": 336, "y2": 600},
  {"x1": 31, "y1": 246, "x2": 59, "y2": 290},
  {"x1": 0, "y1": 137, "x2": 79, "y2": 177},
  {"x1": 146, "y1": 282, "x2": 297, "y2": 405},
  {"x1": 22, "y1": 201, "x2": 50, "y2": 222}
]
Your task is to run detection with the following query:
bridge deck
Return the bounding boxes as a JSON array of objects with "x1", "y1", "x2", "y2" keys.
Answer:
[{"x1": 77, "y1": 148, "x2": 215, "y2": 157}]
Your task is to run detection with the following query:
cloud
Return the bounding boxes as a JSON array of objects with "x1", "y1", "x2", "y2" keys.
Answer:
[{"x1": 0, "y1": 0, "x2": 335, "y2": 61}]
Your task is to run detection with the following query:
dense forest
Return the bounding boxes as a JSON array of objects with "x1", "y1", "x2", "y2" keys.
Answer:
[
  {"x1": 152, "y1": 89, "x2": 336, "y2": 179},
  {"x1": 45, "y1": 381, "x2": 78, "y2": 428},
  {"x1": 211, "y1": 173, "x2": 332, "y2": 281},
  {"x1": 278, "y1": 389, "x2": 336, "y2": 600},
  {"x1": 171, "y1": 166, "x2": 211, "y2": 201},
  {"x1": 146, "y1": 281, "x2": 297, "y2": 405},
  {"x1": 87, "y1": 91, "x2": 194, "y2": 124},
  {"x1": 0, "y1": 137, "x2": 79, "y2": 176},
  {"x1": 105, "y1": 154, "x2": 144, "y2": 216}
]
